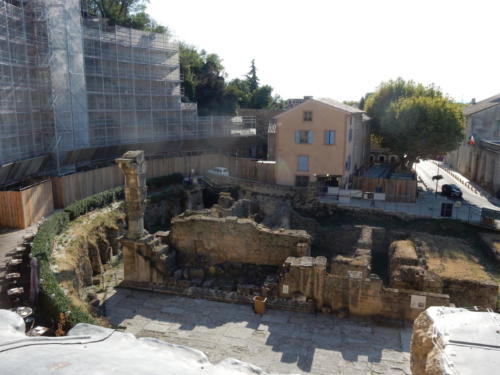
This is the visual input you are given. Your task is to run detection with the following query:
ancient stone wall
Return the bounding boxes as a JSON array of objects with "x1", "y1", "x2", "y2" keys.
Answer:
[
  {"x1": 51, "y1": 207, "x2": 125, "y2": 309},
  {"x1": 278, "y1": 256, "x2": 327, "y2": 309},
  {"x1": 281, "y1": 255, "x2": 449, "y2": 320},
  {"x1": 441, "y1": 278, "x2": 498, "y2": 309},
  {"x1": 144, "y1": 185, "x2": 203, "y2": 232},
  {"x1": 169, "y1": 213, "x2": 311, "y2": 266}
]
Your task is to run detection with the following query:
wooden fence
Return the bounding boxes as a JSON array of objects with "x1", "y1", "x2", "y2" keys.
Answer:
[
  {"x1": 51, "y1": 154, "x2": 276, "y2": 208},
  {"x1": 0, "y1": 154, "x2": 277, "y2": 228},
  {"x1": 0, "y1": 179, "x2": 54, "y2": 228},
  {"x1": 352, "y1": 176, "x2": 417, "y2": 202},
  {"x1": 52, "y1": 165, "x2": 123, "y2": 208}
]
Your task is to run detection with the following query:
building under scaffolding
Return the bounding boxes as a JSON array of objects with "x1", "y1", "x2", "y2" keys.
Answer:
[{"x1": 0, "y1": 0, "x2": 255, "y2": 182}]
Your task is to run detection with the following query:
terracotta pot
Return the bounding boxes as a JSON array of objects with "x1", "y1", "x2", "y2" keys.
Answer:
[{"x1": 253, "y1": 296, "x2": 267, "y2": 314}]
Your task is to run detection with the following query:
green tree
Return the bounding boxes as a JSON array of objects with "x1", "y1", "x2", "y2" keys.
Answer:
[
  {"x1": 382, "y1": 96, "x2": 463, "y2": 166},
  {"x1": 365, "y1": 78, "x2": 442, "y2": 133},
  {"x1": 249, "y1": 85, "x2": 274, "y2": 109},
  {"x1": 246, "y1": 59, "x2": 259, "y2": 92},
  {"x1": 359, "y1": 96, "x2": 366, "y2": 110},
  {"x1": 179, "y1": 43, "x2": 204, "y2": 102},
  {"x1": 225, "y1": 79, "x2": 251, "y2": 107},
  {"x1": 83, "y1": 0, "x2": 168, "y2": 33}
]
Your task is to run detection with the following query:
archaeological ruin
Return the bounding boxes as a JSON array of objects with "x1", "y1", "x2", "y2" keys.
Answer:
[{"x1": 115, "y1": 150, "x2": 498, "y2": 321}]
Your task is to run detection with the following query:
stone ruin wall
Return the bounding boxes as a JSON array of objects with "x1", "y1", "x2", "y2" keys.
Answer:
[
  {"x1": 115, "y1": 151, "x2": 495, "y2": 320},
  {"x1": 388, "y1": 235, "x2": 498, "y2": 309},
  {"x1": 169, "y1": 213, "x2": 312, "y2": 266},
  {"x1": 278, "y1": 226, "x2": 451, "y2": 321}
]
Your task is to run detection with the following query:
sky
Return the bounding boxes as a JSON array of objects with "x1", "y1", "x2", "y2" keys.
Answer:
[{"x1": 147, "y1": 0, "x2": 500, "y2": 103}]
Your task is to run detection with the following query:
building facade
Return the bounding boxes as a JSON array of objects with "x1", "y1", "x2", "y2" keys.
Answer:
[
  {"x1": 446, "y1": 94, "x2": 500, "y2": 198},
  {"x1": 270, "y1": 98, "x2": 370, "y2": 187},
  {"x1": 0, "y1": 0, "x2": 254, "y2": 183}
]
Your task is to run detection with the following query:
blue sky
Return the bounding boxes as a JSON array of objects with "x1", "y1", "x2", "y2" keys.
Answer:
[{"x1": 148, "y1": 0, "x2": 500, "y2": 103}]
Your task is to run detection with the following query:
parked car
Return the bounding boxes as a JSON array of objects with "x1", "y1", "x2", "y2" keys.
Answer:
[
  {"x1": 441, "y1": 184, "x2": 463, "y2": 198},
  {"x1": 207, "y1": 167, "x2": 229, "y2": 176}
]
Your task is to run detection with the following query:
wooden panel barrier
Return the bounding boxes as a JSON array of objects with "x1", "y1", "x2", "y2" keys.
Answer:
[
  {"x1": 0, "y1": 155, "x2": 274, "y2": 227},
  {"x1": 352, "y1": 176, "x2": 417, "y2": 202},
  {"x1": 0, "y1": 180, "x2": 54, "y2": 229},
  {"x1": 51, "y1": 154, "x2": 276, "y2": 208},
  {"x1": 0, "y1": 190, "x2": 23, "y2": 228},
  {"x1": 52, "y1": 165, "x2": 123, "y2": 208}
]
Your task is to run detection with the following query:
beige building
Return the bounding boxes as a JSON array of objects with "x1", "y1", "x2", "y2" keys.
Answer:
[
  {"x1": 270, "y1": 98, "x2": 370, "y2": 187},
  {"x1": 446, "y1": 94, "x2": 500, "y2": 198}
]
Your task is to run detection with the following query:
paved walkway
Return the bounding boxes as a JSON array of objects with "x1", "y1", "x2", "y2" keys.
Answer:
[
  {"x1": 0, "y1": 226, "x2": 35, "y2": 309},
  {"x1": 105, "y1": 289, "x2": 412, "y2": 375}
]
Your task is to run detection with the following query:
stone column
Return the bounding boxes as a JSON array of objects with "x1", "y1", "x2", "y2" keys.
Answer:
[{"x1": 116, "y1": 151, "x2": 147, "y2": 240}]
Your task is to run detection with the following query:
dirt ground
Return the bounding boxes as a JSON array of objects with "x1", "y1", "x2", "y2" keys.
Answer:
[{"x1": 413, "y1": 232, "x2": 497, "y2": 283}]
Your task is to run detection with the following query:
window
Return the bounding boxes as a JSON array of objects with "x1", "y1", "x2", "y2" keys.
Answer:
[
  {"x1": 440, "y1": 203, "x2": 453, "y2": 217},
  {"x1": 303, "y1": 111, "x2": 312, "y2": 121},
  {"x1": 295, "y1": 175, "x2": 310, "y2": 187},
  {"x1": 295, "y1": 130, "x2": 313, "y2": 144},
  {"x1": 298, "y1": 155, "x2": 309, "y2": 171},
  {"x1": 348, "y1": 128, "x2": 353, "y2": 142},
  {"x1": 324, "y1": 130, "x2": 336, "y2": 145}
]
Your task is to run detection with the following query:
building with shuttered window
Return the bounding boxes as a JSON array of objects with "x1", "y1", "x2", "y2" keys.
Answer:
[{"x1": 269, "y1": 97, "x2": 370, "y2": 187}]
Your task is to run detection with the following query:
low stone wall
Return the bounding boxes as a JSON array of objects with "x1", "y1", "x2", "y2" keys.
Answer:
[
  {"x1": 380, "y1": 288, "x2": 450, "y2": 321},
  {"x1": 121, "y1": 281, "x2": 315, "y2": 313},
  {"x1": 441, "y1": 278, "x2": 498, "y2": 309},
  {"x1": 281, "y1": 255, "x2": 450, "y2": 321},
  {"x1": 169, "y1": 213, "x2": 312, "y2": 266}
]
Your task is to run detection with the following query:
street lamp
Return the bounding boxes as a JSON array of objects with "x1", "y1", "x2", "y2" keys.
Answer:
[{"x1": 432, "y1": 174, "x2": 443, "y2": 197}]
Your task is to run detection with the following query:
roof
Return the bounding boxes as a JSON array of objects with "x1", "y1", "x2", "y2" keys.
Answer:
[
  {"x1": 463, "y1": 93, "x2": 500, "y2": 116},
  {"x1": 274, "y1": 97, "x2": 364, "y2": 119},
  {"x1": 315, "y1": 98, "x2": 364, "y2": 114}
]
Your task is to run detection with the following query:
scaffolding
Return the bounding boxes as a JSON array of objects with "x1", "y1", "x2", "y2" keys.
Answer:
[
  {"x1": 0, "y1": 0, "x2": 256, "y2": 171},
  {"x1": 0, "y1": 0, "x2": 54, "y2": 166}
]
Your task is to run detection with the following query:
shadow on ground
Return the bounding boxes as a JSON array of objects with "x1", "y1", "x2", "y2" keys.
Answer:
[{"x1": 104, "y1": 288, "x2": 410, "y2": 373}]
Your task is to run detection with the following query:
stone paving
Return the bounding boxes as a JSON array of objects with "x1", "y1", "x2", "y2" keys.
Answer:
[{"x1": 105, "y1": 289, "x2": 412, "y2": 375}]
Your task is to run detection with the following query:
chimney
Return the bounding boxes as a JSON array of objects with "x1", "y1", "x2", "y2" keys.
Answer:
[{"x1": 471, "y1": 98, "x2": 476, "y2": 104}]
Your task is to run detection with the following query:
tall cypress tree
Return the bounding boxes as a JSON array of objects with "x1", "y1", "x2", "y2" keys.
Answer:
[{"x1": 245, "y1": 59, "x2": 259, "y2": 92}]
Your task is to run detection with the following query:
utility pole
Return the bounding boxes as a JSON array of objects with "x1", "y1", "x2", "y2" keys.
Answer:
[
  {"x1": 432, "y1": 162, "x2": 443, "y2": 198},
  {"x1": 435, "y1": 163, "x2": 440, "y2": 196}
]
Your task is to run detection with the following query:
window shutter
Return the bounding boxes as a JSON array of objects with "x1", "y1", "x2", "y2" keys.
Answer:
[
  {"x1": 307, "y1": 131, "x2": 313, "y2": 144},
  {"x1": 295, "y1": 130, "x2": 300, "y2": 143}
]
